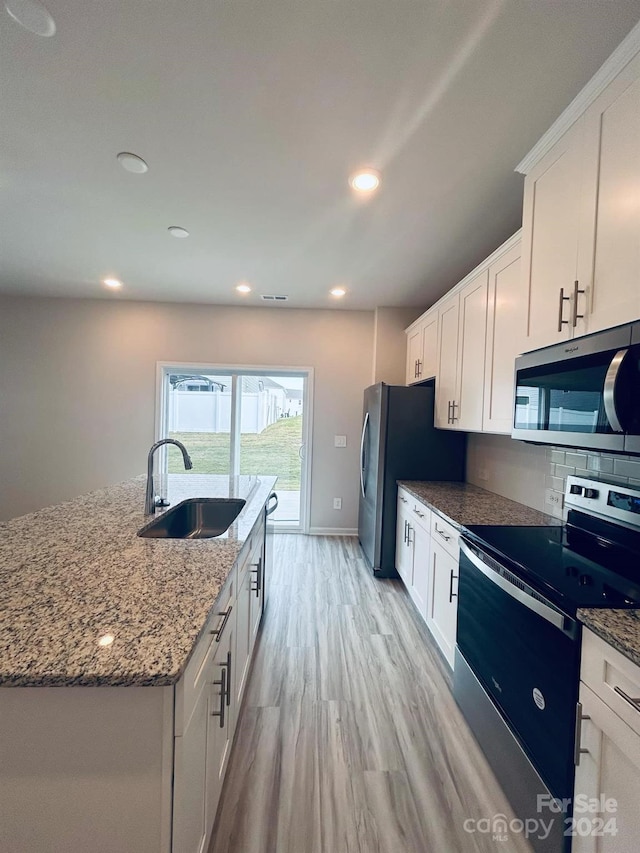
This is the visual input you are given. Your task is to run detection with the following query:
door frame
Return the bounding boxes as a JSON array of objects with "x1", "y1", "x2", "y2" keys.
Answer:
[{"x1": 155, "y1": 362, "x2": 313, "y2": 533}]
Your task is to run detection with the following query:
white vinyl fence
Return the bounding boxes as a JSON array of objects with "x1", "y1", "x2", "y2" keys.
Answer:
[{"x1": 168, "y1": 388, "x2": 286, "y2": 433}]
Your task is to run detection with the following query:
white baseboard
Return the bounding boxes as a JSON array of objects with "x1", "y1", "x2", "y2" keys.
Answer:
[{"x1": 308, "y1": 527, "x2": 358, "y2": 536}]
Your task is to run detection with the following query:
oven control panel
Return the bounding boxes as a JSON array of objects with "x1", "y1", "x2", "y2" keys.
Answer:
[{"x1": 566, "y1": 476, "x2": 640, "y2": 530}]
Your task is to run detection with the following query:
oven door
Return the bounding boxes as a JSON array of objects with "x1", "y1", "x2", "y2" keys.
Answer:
[
  {"x1": 457, "y1": 539, "x2": 580, "y2": 799},
  {"x1": 512, "y1": 324, "x2": 637, "y2": 452}
]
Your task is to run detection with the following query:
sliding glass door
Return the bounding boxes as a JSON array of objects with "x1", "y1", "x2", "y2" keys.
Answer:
[{"x1": 158, "y1": 364, "x2": 311, "y2": 531}]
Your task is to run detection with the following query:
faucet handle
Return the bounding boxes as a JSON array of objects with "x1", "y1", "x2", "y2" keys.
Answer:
[{"x1": 155, "y1": 496, "x2": 171, "y2": 508}]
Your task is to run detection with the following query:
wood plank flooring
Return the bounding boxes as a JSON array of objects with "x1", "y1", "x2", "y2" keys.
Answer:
[{"x1": 209, "y1": 535, "x2": 533, "y2": 853}]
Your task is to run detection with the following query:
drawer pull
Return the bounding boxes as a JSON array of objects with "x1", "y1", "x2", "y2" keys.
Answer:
[
  {"x1": 403, "y1": 519, "x2": 408, "y2": 545},
  {"x1": 449, "y1": 570, "x2": 458, "y2": 603},
  {"x1": 250, "y1": 558, "x2": 262, "y2": 598},
  {"x1": 574, "y1": 701, "x2": 591, "y2": 766},
  {"x1": 211, "y1": 605, "x2": 233, "y2": 642},
  {"x1": 399, "y1": 495, "x2": 407, "y2": 503},
  {"x1": 614, "y1": 685, "x2": 640, "y2": 713},
  {"x1": 406, "y1": 524, "x2": 413, "y2": 545},
  {"x1": 413, "y1": 508, "x2": 425, "y2": 518},
  {"x1": 211, "y1": 667, "x2": 227, "y2": 728},
  {"x1": 435, "y1": 524, "x2": 451, "y2": 542}
]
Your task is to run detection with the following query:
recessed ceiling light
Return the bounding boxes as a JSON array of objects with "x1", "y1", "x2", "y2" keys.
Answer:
[
  {"x1": 168, "y1": 226, "x2": 189, "y2": 239},
  {"x1": 330, "y1": 287, "x2": 346, "y2": 298},
  {"x1": 236, "y1": 283, "x2": 252, "y2": 294},
  {"x1": 5, "y1": 0, "x2": 56, "y2": 37},
  {"x1": 103, "y1": 278, "x2": 122, "y2": 289},
  {"x1": 349, "y1": 168, "x2": 381, "y2": 193},
  {"x1": 116, "y1": 152, "x2": 149, "y2": 174}
]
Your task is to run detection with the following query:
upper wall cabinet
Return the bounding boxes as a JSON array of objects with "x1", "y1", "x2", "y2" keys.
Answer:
[
  {"x1": 518, "y1": 27, "x2": 640, "y2": 351},
  {"x1": 434, "y1": 295, "x2": 459, "y2": 428},
  {"x1": 406, "y1": 309, "x2": 438, "y2": 385},
  {"x1": 483, "y1": 241, "x2": 525, "y2": 434}
]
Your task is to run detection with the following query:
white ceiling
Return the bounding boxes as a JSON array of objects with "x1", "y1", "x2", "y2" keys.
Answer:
[{"x1": 1, "y1": 0, "x2": 639, "y2": 311}]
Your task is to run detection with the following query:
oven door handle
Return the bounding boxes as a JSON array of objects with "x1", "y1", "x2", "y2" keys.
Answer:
[
  {"x1": 603, "y1": 348, "x2": 629, "y2": 433},
  {"x1": 460, "y1": 541, "x2": 567, "y2": 631}
]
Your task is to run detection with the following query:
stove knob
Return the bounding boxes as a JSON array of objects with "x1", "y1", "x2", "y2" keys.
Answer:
[
  {"x1": 584, "y1": 488, "x2": 599, "y2": 499},
  {"x1": 570, "y1": 485, "x2": 583, "y2": 495}
]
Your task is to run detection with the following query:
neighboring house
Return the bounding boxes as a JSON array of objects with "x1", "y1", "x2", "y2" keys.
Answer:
[{"x1": 283, "y1": 388, "x2": 303, "y2": 417}]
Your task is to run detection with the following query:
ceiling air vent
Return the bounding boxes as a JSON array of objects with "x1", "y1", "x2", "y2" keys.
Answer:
[{"x1": 260, "y1": 294, "x2": 288, "y2": 302}]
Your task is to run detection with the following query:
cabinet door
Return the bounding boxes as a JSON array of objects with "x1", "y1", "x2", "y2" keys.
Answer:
[
  {"x1": 573, "y1": 683, "x2": 640, "y2": 853},
  {"x1": 483, "y1": 241, "x2": 525, "y2": 434},
  {"x1": 395, "y1": 496, "x2": 412, "y2": 586},
  {"x1": 521, "y1": 117, "x2": 585, "y2": 351},
  {"x1": 454, "y1": 269, "x2": 488, "y2": 431},
  {"x1": 173, "y1": 685, "x2": 209, "y2": 853},
  {"x1": 576, "y1": 53, "x2": 640, "y2": 336},
  {"x1": 426, "y1": 540, "x2": 458, "y2": 668},
  {"x1": 234, "y1": 566, "x2": 252, "y2": 710},
  {"x1": 435, "y1": 295, "x2": 460, "y2": 428},
  {"x1": 420, "y1": 310, "x2": 439, "y2": 381},
  {"x1": 205, "y1": 618, "x2": 234, "y2": 842},
  {"x1": 408, "y1": 521, "x2": 431, "y2": 619},
  {"x1": 406, "y1": 325, "x2": 423, "y2": 385}
]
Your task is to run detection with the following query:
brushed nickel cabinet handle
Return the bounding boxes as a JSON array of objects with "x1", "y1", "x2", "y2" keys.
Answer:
[
  {"x1": 558, "y1": 287, "x2": 570, "y2": 332},
  {"x1": 574, "y1": 701, "x2": 591, "y2": 765},
  {"x1": 211, "y1": 666, "x2": 227, "y2": 728},
  {"x1": 447, "y1": 400, "x2": 453, "y2": 424},
  {"x1": 449, "y1": 570, "x2": 458, "y2": 603},
  {"x1": 614, "y1": 685, "x2": 640, "y2": 713},
  {"x1": 406, "y1": 524, "x2": 413, "y2": 545},
  {"x1": 417, "y1": 359, "x2": 422, "y2": 377},
  {"x1": 435, "y1": 524, "x2": 451, "y2": 542},
  {"x1": 451, "y1": 401, "x2": 459, "y2": 422},
  {"x1": 250, "y1": 558, "x2": 262, "y2": 597},
  {"x1": 211, "y1": 606, "x2": 233, "y2": 642},
  {"x1": 572, "y1": 280, "x2": 585, "y2": 327}
]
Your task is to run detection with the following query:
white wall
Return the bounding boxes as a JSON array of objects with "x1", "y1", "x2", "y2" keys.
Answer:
[
  {"x1": 371, "y1": 306, "x2": 422, "y2": 385},
  {"x1": 0, "y1": 296, "x2": 374, "y2": 529}
]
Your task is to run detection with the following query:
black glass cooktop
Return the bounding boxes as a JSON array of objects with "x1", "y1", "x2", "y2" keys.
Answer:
[{"x1": 464, "y1": 509, "x2": 640, "y2": 614}]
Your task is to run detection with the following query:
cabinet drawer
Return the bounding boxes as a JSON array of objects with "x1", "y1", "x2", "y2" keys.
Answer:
[
  {"x1": 408, "y1": 498, "x2": 430, "y2": 532},
  {"x1": 581, "y1": 628, "x2": 640, "y2": 737},
  {"x1": 430, "y1": 512, "x2": 459, "y2": 558},
  {"x1": 175, "y1": 573, "x2": 235, "y2": 736}
]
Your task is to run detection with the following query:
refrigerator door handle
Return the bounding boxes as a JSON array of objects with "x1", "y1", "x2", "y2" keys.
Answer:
[{"x1": 360, "y1": 412, "x2": 370, "y2": 498}]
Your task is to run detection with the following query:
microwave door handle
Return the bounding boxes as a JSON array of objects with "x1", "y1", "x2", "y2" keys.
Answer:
[
  {"x1": 460, "y1": 541, "x2": 566, "y2": 631},
  {"x1": 603, "y1": 348, "x2": 629, "y2": 433},
  {"x1": 360, "y1": 412, "x2": 370, "y2": 498}
]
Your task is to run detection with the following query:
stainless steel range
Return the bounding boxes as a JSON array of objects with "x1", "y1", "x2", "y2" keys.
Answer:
[{"x1": 454, "y1": 476, "x2": 640, "y2": 853}]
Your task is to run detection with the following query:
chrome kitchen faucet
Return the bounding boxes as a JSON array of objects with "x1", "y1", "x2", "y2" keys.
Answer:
[{"x1": 145, "y1": 439, "x2": 193, "y2": 515}]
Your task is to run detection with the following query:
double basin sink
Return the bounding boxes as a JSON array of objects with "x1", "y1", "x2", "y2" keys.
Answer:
[{"x1": 138, "y1": 498, "x2": 246, "y2": 539}]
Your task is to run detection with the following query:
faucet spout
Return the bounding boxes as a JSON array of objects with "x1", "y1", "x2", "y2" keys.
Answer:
[{"x1": 145, "y1": 439, "x2": 193, "y2": 515}]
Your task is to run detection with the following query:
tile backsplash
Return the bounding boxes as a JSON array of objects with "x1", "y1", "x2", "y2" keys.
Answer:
[{"x1": 466, "y1": 433, "x2": 640, "y2": 520}]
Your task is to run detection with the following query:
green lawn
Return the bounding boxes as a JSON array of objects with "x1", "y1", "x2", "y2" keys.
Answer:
[{"x1": 168, "y1": 415, "x2": 302, "y2": 490}]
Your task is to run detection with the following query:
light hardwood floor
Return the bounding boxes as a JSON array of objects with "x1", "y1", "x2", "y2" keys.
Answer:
[{"x1": 209, "y1": 535, "x2": 533, "y2": 853}]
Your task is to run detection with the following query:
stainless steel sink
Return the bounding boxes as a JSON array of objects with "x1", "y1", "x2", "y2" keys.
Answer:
[{"x1": 138, "y1": 498, "x2": 246, "y2": 539}]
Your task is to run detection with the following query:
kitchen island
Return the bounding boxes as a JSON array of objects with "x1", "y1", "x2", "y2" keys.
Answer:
[{"x1": 0, "y1": 473, "x2": 277, "y2": 853}]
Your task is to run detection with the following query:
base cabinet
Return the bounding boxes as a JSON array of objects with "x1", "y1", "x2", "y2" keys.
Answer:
[
  {"x1": 426, "y1": 540, "x2": 458, "y2": 669},
  {"x1": 574, "y1": 629, "x2": 640, "y2": 853},
  {"x1": 395, "y1": 489, "x2": 459, "y2": 667}
]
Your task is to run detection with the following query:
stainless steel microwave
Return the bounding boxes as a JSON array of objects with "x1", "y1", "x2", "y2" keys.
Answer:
[{"x1": 512, "y1": 321, "x2": 640, "y2": 454}]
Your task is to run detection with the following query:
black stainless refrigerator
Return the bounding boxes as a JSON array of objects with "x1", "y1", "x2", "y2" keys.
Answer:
[{"x1": 358, "y1": 382, "x2": 466, "y2": 577}]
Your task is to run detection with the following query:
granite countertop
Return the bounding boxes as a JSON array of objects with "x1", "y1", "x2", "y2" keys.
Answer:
[
  {"x1": 0, "y1": 474, "x2": 276, "y2": 688},
  {"x1": 577, "y1": 609, "x2": 640, "y2": 669},
  {"x1": 398, "y1": 480, "x2": 555, "y2": 528}
]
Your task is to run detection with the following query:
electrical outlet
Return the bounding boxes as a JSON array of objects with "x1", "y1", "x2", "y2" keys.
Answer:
[
  {"x1": 334, "y1": 435, "x2": 347, "y2": 448},
  {"x1": 333, "y1": 497, "x2": 342, "y2": 510},
  {"x1": 545, "y1": 489, "x2": 563, "y2": 508}
]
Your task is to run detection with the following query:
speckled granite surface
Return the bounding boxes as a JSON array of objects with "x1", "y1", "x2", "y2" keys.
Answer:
[
  {"x1": 398, "y1": 481, "x2": 555, "y2": 528},
  {"x1": 577, "y1": 609, "x2": 640, "y2": 669},
  {"x1": 0, "y1": 474, "x2": 276, "y2": 688}
]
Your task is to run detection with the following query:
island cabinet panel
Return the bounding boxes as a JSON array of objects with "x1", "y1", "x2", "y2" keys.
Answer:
[{"x1": 0, "y1": 685, "x2": 174, "y2": 853}]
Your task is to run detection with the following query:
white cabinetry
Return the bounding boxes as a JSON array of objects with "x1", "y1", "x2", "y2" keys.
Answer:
[
  {"x1": 453, "y1": 270, "x2": 488, "y2": 431},
  {"x1": 394, "y1": 488, "x2": 431, "y2": 617},
  {"x1": 577, "y1": 52, "x2": 640, "y2": 335},
  {"x1": 483, "y1": 241, "x2": 525, "y2": 433},
  {"x1": 435, "y1": 296, "x2": 460, "y2": 428},
  {"x1": 518, "y1": 34, "x2": 640, "y2": 349},
  {"x1": 574, "y1": 629, "x2": 640, "y2": 853},
  {"x1": 406, "y1": 309, "x2": 439, "y2": 385},
  {"x1": 395, "y1": 489, "x2": 459, "y2": 667}
]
